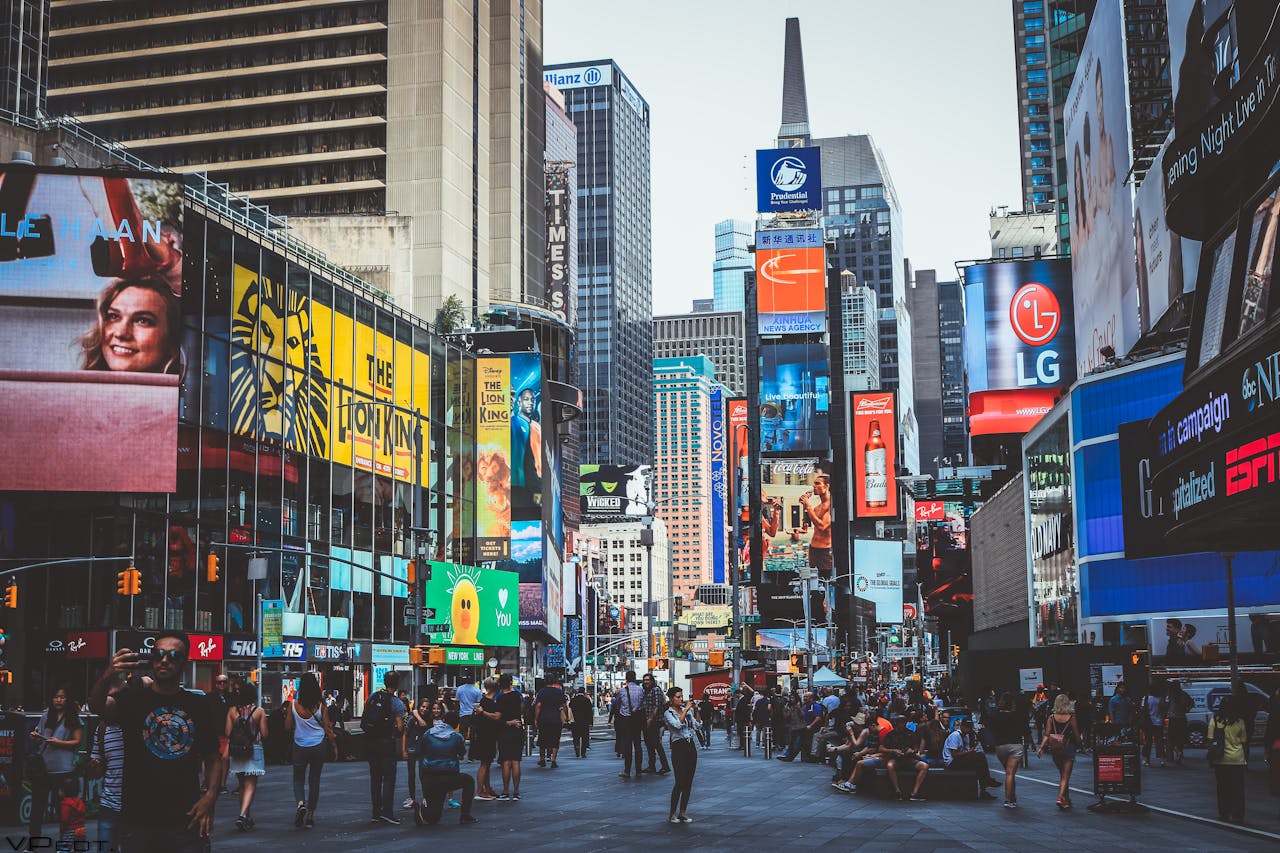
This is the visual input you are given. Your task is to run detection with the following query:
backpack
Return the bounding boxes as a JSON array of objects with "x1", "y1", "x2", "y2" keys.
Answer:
[
  {"x1": 361, "y1": 690, "x2": 395, "y2": 739},
  {"x1": 1207, "y1": 715, "x2": 1227, "y2": 764},
  {"x1": 229, "y1": 707, "x2": 256, "y2": 759}
]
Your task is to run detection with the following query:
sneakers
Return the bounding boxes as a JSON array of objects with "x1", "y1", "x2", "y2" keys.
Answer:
[
  {"x1": 378, "y1": 814, "x2": 402, "y2": 825},
  {"x1": 909, "y1": 794, "x2": 927, "y2": 802},
  {"x1": 678, "y1": 815, "x2": 693, "y2": 823},
  {"x1": 657, "y1": 767, "x2": 670, "y2": 775},
  {"x1": 474, "y1": 793, "x2": 497, "y2": 802},
  {"x1": 618, "y1": 772, "x2": 630, "y2": 779},
  {"x1": 235, "y1": 814, "x2": 250, "y2": 832},
  {"x1": 551, "y1": 760, "x2": 558, "y2": 768},
  {"x1": 1002, "y1": 800, "x2": 1018, "y2": 809},
  {"x1": 668, "y1": 815, "x2": 682, "y2": 824},
  {"x1": 497, "y1": 793, "x2": 511, "y2": 801},
  {"x1": 460, "y1": 814, "x2": 479, "y2": 824},
  {"x1": 511, "y1": 792, "x2": 520, "y2": 801},
  {"x1": 295, "y1": 804, "x2": 307, "y2": 828},
  {"x1": 303, "y1": 813, "x2": 314, "y2": 829},
  {"x1": 402, "y1": 797, "x2": 415, "y2": 809},
  {"x1": 537, "y1": 759, "x2": 547, "y2": 767}
]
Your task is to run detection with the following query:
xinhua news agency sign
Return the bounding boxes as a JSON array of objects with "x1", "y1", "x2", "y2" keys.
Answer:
[{"x1": 756, "y1": 147, "x2": 822, "y2": 212}]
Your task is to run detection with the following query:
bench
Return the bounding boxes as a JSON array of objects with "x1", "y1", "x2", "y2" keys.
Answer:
[{"x1": 858, "y1": 765, "x2": 991, "y2": 801}]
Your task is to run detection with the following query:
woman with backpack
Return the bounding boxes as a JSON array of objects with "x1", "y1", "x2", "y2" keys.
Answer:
[
  {"x1": 1208, "y1": 695, "x2": 1249, "y2": 823},
  {"x1": 284, "y1": 673, "x2": 337, "y2": 829},
  {"x1": 225, "y1": 683, "x2": 268, "y2": 831},
  {"x1": 1036, "y1": 693, "x2": 1080, "y2": 810}
]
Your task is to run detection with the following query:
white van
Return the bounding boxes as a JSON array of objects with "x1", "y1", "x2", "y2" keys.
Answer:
[{"x1": 1177, "y1": 681, "x2": 1270, "y2": 747}]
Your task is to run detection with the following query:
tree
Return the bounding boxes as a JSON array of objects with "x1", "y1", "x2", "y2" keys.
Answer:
[{"x1": 434, "y1": 295, "x2": 466, "y2": 333}]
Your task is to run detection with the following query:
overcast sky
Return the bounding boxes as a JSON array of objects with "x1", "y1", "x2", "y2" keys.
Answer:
[{"x1": 543, "y1": 0, "x2": 1024, "y2": 315}]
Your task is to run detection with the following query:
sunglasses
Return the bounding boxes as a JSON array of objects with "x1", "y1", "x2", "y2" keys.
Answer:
[{"x1": 150, "y1": 648, "x2": 187, "y2": 663}]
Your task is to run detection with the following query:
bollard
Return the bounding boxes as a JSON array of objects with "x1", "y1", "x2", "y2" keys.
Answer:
[
  {"x1": 743, "y1": 726, "x2": 752, "y2": 757},
  {"x1": 763, "y1": 727, "x2": 773, "y2": 759}
]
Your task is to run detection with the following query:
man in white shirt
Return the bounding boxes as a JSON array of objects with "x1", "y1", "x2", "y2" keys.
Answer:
[{"x1": 942, "y1": 718, "x2": 999, "y2": 799}]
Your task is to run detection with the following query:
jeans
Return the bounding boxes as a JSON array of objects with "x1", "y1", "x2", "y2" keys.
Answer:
[
  {"x1": 95, "y1": 806, "x2": 119, "y2": 852},
  {"x1": 28, "y1": 770, "x2": 74, "y2": 838},
  {"x1": 419, "y1": 771, "x2": 475, "y2": 823},
  {"x1": 669, "y1": 738, "x2": 697, "y2": 815},
  {"x1": 367, "y1": 738, "x2": 399, "y2": 818},
  {"x1": 620, "y1": 715, "x2": 644, "y2": 774},
  {"x1": 783, "y1": 728, "x2": 804, "y2": 760},
  {"x1": 292, "y1": 741, "x2": 327, "y2": 813},
  {"x1": 644, "y1": 722, "x2": 670, "y2": 771},
  {"x1": 1214, "y1": 764, "x2": 1246, "y2": 821},
  {"x1": 118, "y1": 824, "x2": 206, "y2": 853},
  {"x1": 571, "y1": 723, "x2": 591, "y2": 756},
  {"x1": 947, "y1": 753, "x2": 995, "y2": 786},
  {"x1": 701, "y1": 719, "x2": 713, "y2": 748}
]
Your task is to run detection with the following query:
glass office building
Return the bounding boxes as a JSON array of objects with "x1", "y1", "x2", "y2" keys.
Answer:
[{"x1": 712, "y1": 218, "x2": 752, "y2": 312}]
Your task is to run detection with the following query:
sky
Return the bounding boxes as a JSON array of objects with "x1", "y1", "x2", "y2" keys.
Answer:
[{"x1": 543, "y1": 0, "x2": 1025, "y2": 315}]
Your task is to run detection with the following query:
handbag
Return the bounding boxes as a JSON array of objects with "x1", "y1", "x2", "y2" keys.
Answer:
[
  {"x1": 1207, "y1": 717, "x2": 1227, "y2": 764},
  {"x1": 1043, "y1": 718, "x2": 1067, "y2": 755},
  {"x1": 81, "y1": 723, "x2": 106, "y2": 781}
]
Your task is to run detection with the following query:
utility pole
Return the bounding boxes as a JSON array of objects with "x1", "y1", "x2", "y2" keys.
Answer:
[{"x1": 1223, "y1": 551, "x2": 1240, "y2": 691}]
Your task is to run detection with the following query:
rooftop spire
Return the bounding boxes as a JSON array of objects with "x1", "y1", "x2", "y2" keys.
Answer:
[{"x1": 779, "y1": 17, "x2": 810, "y2": 144}]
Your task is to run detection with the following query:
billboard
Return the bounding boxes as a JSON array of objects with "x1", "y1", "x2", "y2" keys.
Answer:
[
  {"x1": 1025, "y1": 413, "x2": 1077, "y2": 646},
  {"x1": 759, "y1": 341, "x2": 830, "y2": 453},
  {"x1": 755, "y1": 244, "x2": 827, "y2": 334},
  {"x1": 1150, "y1": 614, "x2": 1280, "y2": 664},
  {"x1": 422, "y1": 562, "x2": 519, "y2": 648},
  {"x1": 852, "y1": 539, "x2": 904, "y2": 624},
  {"x1": 1064, "y1": 0, "x2": 1139, "y2": 374},
  {"x1": 544, "y1": 64, "x2": 612, "y2": 90},
  {"x1": 709, "y1": 387, "x2": 728, "y2": 584},
  {"x1": 756, "y1": 146, "x2": 822, "y2": 212},
  {"x1": 544, "y1": 163, "x2": 573, "y2": 326},
  {"x1": 760, "y1": 457, "x2": 832, "y2": 576},
  {"x1": 1133, "y1": 134, "x2": 1201, "y2": 334},
  {"x1": 728, "y1": 396, "x2": 750, "y2": 564},
  {"x1": 579, "y1": 464, "x2": 650, "y2": 520},
  {"x1": 964, "y1": 259, "x2": 1076, "y2": 393},
  {"x1": 850, "y1": 392, "x2": 898, "y2": 519},
  {"x1": 0, "y1": 169, "x2": 183, "y2": 492},
  {"x1": 476, "y1": 356, "x2": 512, "y2": 559},
  {"x1": 508, "y1": 351, "x2": 543, "y2": 517}
]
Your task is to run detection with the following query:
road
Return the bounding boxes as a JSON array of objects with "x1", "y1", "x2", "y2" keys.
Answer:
[{"x1": 9, "y1": 734, "x2": 1269, "y2": 852}]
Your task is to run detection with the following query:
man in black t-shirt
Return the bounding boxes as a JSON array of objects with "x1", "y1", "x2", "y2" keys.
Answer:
[
  {"x1": 471, "y1": 677, "x2": 500, "y2": 800},
  {"x1": 493, "y1": 674, "x2": 525, "y2": 800},
  {"x1": 88, "y1": 631, "x2": 222, "y2": 853},
  {"x1": 882, "y1": 716, "x2": 930, "y2": 801}
]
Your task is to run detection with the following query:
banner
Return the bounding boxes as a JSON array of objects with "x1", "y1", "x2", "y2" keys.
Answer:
[
  {"x1": 851, "y1": 392, "x2": 898, "y2": 519},
  {"x1": 759, "y1": 341, "x2": 830, "y2": 453},
  {"x1": 728, "y1": 396, "x2": 750, "y2": 563},
  {"x1": 421, "y1": 561, "x2": 519, "y2": 647},
  {"x1": 852, "y1": 539, "x2": 903, "y2": 624},
  {"x1": 760, "y1": 457, "x2": 833, "y2": 576},
  {"x1": 545, "y1": 163, "x2": 572, "y2": 325},
  {"x1": 0, "y1": 168, "x2": 183, "y2": 492},
  {"x1": 261, "y1": 599, "x2": 284, "y2": 656},
  {"x1": 476, "y1": 357, "x2": 512, "y2": 559},
  {"x1": 579, "y1": 464, "x2": 650, "y2": 519},
  {"x1": 755, "y1": 147, "x2": 822, "y2": 212},
  {"x1": 709, "y1": 387, "x2": 728, "y2": 584}
]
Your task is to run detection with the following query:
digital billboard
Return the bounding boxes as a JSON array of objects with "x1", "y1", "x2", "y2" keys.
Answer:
[
  {"x1": 422, "y1": 562, "x2": 519, "y2": 648},
  {"x1": 756, "y1": 147, "x2": 822, "y2": 212},
  {"x1": 728, "y1": 397, "x2": 750, "y2": 562},
  {"x1": 0, "y1": 169, "x2": 182, "y2": 492},
  {"x1": 852, "y1": 538, "x2": 904, "y2": 624},
  {"x1": 1064, "y1": 0, "x2": 1139, "y2": 374},
  {"x1": 755, "y1": 243, "x2": 827, "y2": 335},
  {"x1": 579, "y1": 464, "x2": 650, "y2": 520},
  {"x1": 709, "y1": 387, "x2": 728, "y2": 584},
  {"x1": 850, "y1": 392, "x2": 898, "y2": 519},
  {"x1": 476, "y1": 357, "x2": 512, "y2": 559},
  {"x1": 1150, "y1": 614, "x2": 1280, "y2": 664},
  {"x1": 508, "y1": 351, "x2": 543, "y2": 517},
  {"x1": 964, "y1": 259, "x2": 1076, "y2": 393},
  {"x1": 759, "y1": 341, "x2": 830, "y2": 453},
  {"x1": 1025, "y1": 413, "x2": 1077, "y2": 646},
  {"x1": 1133, "y1": 135, "x2": 1201, "y2": 334},
  {"x1": 760, "y1": 457, "x2": 832, "y2": 576}
]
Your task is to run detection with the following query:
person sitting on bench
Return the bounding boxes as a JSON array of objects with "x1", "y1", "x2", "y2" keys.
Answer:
[{"x1": 942, "y1": 718, "x2": 1000, "y2": 800}]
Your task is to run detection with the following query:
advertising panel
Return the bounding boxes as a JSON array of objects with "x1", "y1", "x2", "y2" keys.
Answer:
[
  {"x1": 709, "y1": 387, "x2": 727, "y2": 584},
  {"x1": 1117, "y1": 420, "x2": 1176, "y2": 559},
  {"x1": 755, "y1": 146, "x2": 822, "y2": 212},
  {"x1": 755, "y1": 244, "x2": 827, "y2": 335},
  {"x1": 759, "y1": 341, "x2": 830, "y2": 453},
  {"x1": 682, "y1": 607, "x2": 732, "y2": 629},
  {"x1": 852, "y1": 539, "x2": 904, "y2": 624},
  {"x1": 1025, "y1": 414, "x2": 1077, "y2": 646},
  {"x1": 544, "y1": 64, "x2": 612, "y2": 90},
  {"x1": 1064, "y1": 0, "x2": 1139, "y2": 373},
  {"x1": 421, "y1": 561, "x2": 519, "y2": 647},
  {"x1": 544, "y1": 534, "x2": 563, "y2": 641},
  {"x1": 508, "y1": 351, "x2": 543, "y2": 519},
  {"x1": 579, "y1": 464, "x2": 650, "y2": 519},
  {"x1": 963, "y1": 258, "x2": 1076, "y2": 393},
  {"x1": 0, "y1": 168, "x2": 182, "y2": 492},
  {"x1": 544, "y1": 163, "x2": 573, "y2": 325},
  {"x1": 915, "y1": 499, "x2": 974, "y2": 616},
  {"x1": 728, "y1": 396, "x2": 749, "y2": 530},
  {"x1": 968, "y1": 388, "x2": 1064, "y2": 437},
  {"x1": 1150, "y1": 613, "x2": 1280, "y2": 663},
  {"x1": 760, "y1": 457, "x2": 833, "y2": 576},
  {"x1": 850, "y1": 392, "x2": 898, "y2": 519},
  {"x1": 476, "y1": 356, "x2": 512, "y2": 559},
  {"x1": 1133, "y1": 134, "x2": 1202, "y2": 333}
]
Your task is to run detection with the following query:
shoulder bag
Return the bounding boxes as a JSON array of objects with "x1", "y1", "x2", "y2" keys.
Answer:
[
  {"x1": 1043, "y1": 717, "x2": 1067, "y2": 755},
  {"x1": 1207, "y1": 716, "x2": 1227, "y2": 764}
]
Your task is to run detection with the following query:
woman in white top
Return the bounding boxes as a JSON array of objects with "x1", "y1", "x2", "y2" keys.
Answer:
[
  {"x1": 283, "y1": 673, "x2": 336, "y2": 829},
  {"x1": 225, "y1": 683, "x2": 268, "y2": 831},
  {"x1": 662, "y1": 687, "x2": 701, "y2": 825}
]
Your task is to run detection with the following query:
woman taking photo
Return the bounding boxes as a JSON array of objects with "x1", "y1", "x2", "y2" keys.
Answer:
[
  {"x1": 225, "y1": 682, "x2": 267, "y2": 831},
  {"x1": 1208, "y1": 696, "x2": 1249, "y2": 823},
  {"x1": 403, "y1": 698, "x2": 431, "y2": 810},
  {"x1": 27, "y1": 687, "x2": 83, "y2": 840},
  {"x1": 663, "y1": 687, "x2": 700, "y2": 824},
  {"x1": 283, "y1": 673, "x2": 336, "y2": 829},
  {"x1": 1037, "y1": 693, "x2": 1080, "y2": 810}
]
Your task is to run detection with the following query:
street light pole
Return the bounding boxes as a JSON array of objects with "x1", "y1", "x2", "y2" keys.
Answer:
[
  {"x1": 641, "y1": 514, "x2": 655, "y2": 662},
  {"x1": 799, "y1": 565, "x2": 814, "y2": 693},
  {"x1": 1223, "y1": 551, "x2": 1240, "y2": 691}
]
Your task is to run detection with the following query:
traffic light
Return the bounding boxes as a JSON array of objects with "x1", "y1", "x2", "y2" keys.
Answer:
[
  {"x1": 673, "y1": 595, "x2": 683, "y2": 619},
  {"x1": 117, "y1": 570, "x2": 129, "y2": 595},
  {"x1": 206, "y1": 553, "x2": 220, "y2": 583},
  {"x1": 409, "y1": 647, "x2": 424, "y2": 665},
  {"x1": 632, "y1": 637, "x2": 640, "y2": 652},
  {"x1": 2, "y1": 582, "x2": 16, "y2": 609},
  {"x1": 708, "y1": 650, "x2": 725, "y2": 667},
  {"x1": 249, "y1": 668, "x2": 260, "y2": 683},
  {"x1": 950, "y1": 644, "x2": 960, "y2": 664},
  {"x1": 428, "y1": 647, "x2": 446, "y2": 665},
  {"x1": 661, "y1": 636, "x2": 668, "y2": 658},
  {"x1": 406, "y1": 561, "x2": 416, "y2": 585},
  {"x1": 117, "y1": 567, "x2": 141, "y2": 596}
]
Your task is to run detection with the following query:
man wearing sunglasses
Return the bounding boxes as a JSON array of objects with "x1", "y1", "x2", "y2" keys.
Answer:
[{"x1": 89, "y1": 631, "x2": 222, "y2": 852}]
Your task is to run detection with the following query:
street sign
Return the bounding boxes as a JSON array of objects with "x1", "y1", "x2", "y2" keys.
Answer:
[
  {"x1": 742, "y1": 614, "x2": 761, "y2": 624},
  {"x1": 654, "y1": 620, "x2": 671, "y2": 627},
  {"x1": 885, "y1": 647, "x2": 915, "y2": 659},
  {"x1": 422, "y1": 622, "x2": 450, "y2": 635},
  {"x1": 721, "y1": 640, "x2": 741, "y2": 648},
  {"x1": 928, "y1": 664, "x2": 948, "y2": 673},
  {"x1": 402, "y1": 605, "x2": 437, "y2": 626}
]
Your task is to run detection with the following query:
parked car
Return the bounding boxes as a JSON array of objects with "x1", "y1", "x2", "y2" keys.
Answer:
[{"x1": 1178, "y1": 680, "x2": 1270, "y2": 747}]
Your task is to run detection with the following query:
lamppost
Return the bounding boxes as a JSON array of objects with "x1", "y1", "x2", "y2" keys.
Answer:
[{"x1": 640, "y1": 492, "x2": 712, "y2": 673}]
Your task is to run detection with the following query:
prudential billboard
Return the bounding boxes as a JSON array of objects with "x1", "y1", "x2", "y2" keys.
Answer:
[{"x1": 756, "y1": 147, "x2": 822, "y2": 212}]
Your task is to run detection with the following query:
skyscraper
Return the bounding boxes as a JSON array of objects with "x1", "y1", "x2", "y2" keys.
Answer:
[
  {"x1": 44, "y1": 0, "x2": 548, "y2": 321},
  {"x1": 840, "y1": 272, "x2": 880, "y2": 392},
  {"x1": 1011, "y1": 0, "x2": 1057, "y2": 212},
  {"x1": 545, "y1": 59, "x2": 653, "y2": 467},
  {"x1": 909, "y1": 269, "x2": 969, "y2": 477},
  {"x1": 712, "y1": 218, "x2": 752, "y2": 311},
  {"x1": 653, "y1": 357, "x2": 715, "y2": 604},
  {"x1": 2, "y1": 0, "x2": 47, "y2": 117},
  {"x1": 938, "y1": 278, "x2": 969, "y2": 466},
  {"x1": 652, "y1": 310, "x2": 746, "y2": 397}
]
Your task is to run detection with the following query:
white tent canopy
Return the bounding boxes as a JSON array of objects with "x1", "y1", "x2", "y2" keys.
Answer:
[{"x1": 808, "y1": 666, "x2": 848, "y2": 687}]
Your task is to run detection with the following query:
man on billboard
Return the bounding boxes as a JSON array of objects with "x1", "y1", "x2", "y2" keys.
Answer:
[{"x1": 801, "y1": 474, "x2": 832, "y2": 574}]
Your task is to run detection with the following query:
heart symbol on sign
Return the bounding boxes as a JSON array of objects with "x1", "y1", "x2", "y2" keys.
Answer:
[{"x1": 497, "y1": 588, "x2": 509, "y2": 608}]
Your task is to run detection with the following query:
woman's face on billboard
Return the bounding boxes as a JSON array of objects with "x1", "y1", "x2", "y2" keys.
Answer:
[{"x1": 102, "y1": 285, "x2": 171, "y2": 372}]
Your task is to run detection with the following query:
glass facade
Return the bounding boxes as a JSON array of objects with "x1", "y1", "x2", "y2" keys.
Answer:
[{"x1": 712, "y1": 218, "x2": 752, "y2": 312}]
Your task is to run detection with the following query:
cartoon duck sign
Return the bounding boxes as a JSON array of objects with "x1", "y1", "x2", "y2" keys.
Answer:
[{"x1": 422, "y1": 561, "x2": 520, "y2": 648}]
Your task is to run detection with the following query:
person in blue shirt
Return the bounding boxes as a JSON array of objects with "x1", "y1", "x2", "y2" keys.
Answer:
[
  {"x1": 1108, "y1": 682, "x2": 1134, "y2": 730},
  {"x1": 414, "y1": 702, "x2": 479, "y2": 826},
  {"x1": 455, "y1": 676, "x2": 482, "y2": 740}
]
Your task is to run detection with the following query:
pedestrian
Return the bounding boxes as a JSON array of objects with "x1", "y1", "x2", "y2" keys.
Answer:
[
  {"x1": 640, "y1": 673, "x2": 671, "y2": 774},
  {"x1": 285, "y1": 672, "x2": 337, "y2": 829},
  {"x1": 697, "y1": 691, "x2": 715, "y2": 750},
  {"x1": 403, "y1": 698, "x2": 431, "y2": 810},
  {"x1": 1264, "y1": 686, "x2": 1280, "y2": 817},
  {"x1": 471, "y1": 677, "x2": 500, "y2": 800},
  {"x1": 225, "y1": 681, "x2": 267, "y2": 831},
  {"x1": 455, "y1": 676, "x2": 482, "y2": 741},
  {"x1": 609, "y1": 691, "x2": 623, "y2": 757},
  {"x1": 1107, "y1": 681, "x2": 1134, "y2": 730},
  {"x1": 776, "y1": 694, "x2": 805, "y2": 761},
  {"x1": 944, "y1": 717, "x2": 999, "y2": 800},
  {"x1": 883, "y1": 715, "x2": 930, "y2": 802},
  {"x1": 1141, "y1": 682, "x2": 1168, "y2": 767},
  {"x1": 210, "y1": 673, "x2": 234, "y2": 793},
  {"x1": 27, "y1": 686, "x2": 84, "y2": 841},
  {"x1": 569, "y1": 688, "x2": 594, "y2": 757},
  {"x1": 361, "y1": 670, "x2": 406, "y2": 825},
  {"x1": 1036, "y1": 692, "x2": 1081, "y2": 810},
  {"x1": 533, "y1": 674, "x2": 567, "y2": 767},
  {"x1": 663, "y1": 686, "x2": 699, "y2": 824},
  {"x1": 1165, "y1": 681, "x2": 1192, "y2": 765},
  {"x1": 494, "y1": 673, "x2": 525, "y2": 800},
  {"x1": 986, "y1": 692, "x2": 1027, "y2": 808},
  {"x1": 1208, "y1": 695, "x2": 1249, "y2": 823},
  {"x1": 87, "y1": 632, "x2": 221, "y2": 851},
  {"x1": 734, "y1": 686, "x2": 754, "y2": 751},
  {"x1": 56, "y1": 776, "x2": 86, "y2": 852},
  {"x1": 615, "y1": 671, "x2": 646, "y2": 778},
  {"x1": 89, "y1": 713, "x2": 124, "y2": 850},
  {"x1": 751, "y1": 686, "x2": 771, "y2": 748},
  {"x1": 413, "y1": 701, "x2": 479, "y2": 826}
]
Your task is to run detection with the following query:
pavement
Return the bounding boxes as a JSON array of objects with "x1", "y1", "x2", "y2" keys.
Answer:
[{"x1": 7, "y1": 732, "x2": 1273, "y2": 852}]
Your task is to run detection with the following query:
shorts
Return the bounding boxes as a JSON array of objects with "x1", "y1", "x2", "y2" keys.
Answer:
[
  {"x1": 808, "y1": 547, "x2": 833, "y2": 572},
  {"x1": 497, "y1": 727, "x2": 524, "y2": 763},
  {"x1": 859, "y1": 756, "x2": 884, "y2": 770},
  {"x1": 995, "y1": 743, "x2": 1024, "y2": 765},
  {"x1": 892, "y1": 756, "x2": 924, "y2": 773},
  {"x1": 469, "y1": 733, "x2": 496, "y2": 764},
  {"x1": 923, "y1": 755, "x2": 945, "y2": 768},
  {"x1": 229, "y1": 742, "x2": 266, "y2": 776},
  {"x1": 538, "y1": 722, "x2": 564, "y2": 748}
]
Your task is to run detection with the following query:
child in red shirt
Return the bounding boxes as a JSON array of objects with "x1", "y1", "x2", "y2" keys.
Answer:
[{"x1": 57, "y1": 777, "x2": 86, "y2": 853}]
